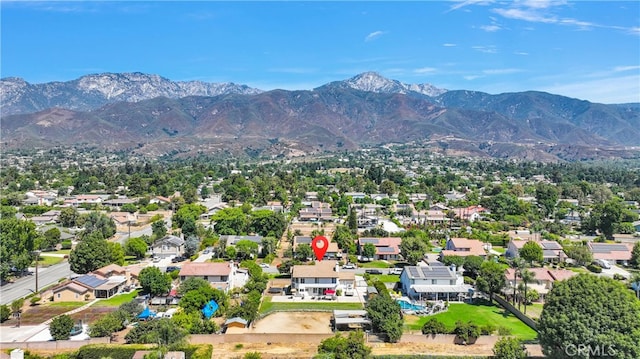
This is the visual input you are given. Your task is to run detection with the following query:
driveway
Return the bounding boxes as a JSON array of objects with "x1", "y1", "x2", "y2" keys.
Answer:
[{"x1": 600, "y1": 265, "x2": 630, "y2": 279}]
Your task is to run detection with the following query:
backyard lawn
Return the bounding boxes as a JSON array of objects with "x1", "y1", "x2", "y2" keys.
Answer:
[
  {"x1": 94, "y1": 290, "x2": 139, "y2": 307},
  {"x1": 358, "y1": 261, "x2": 392, "y2": 268},
  {"x1": 37, "y1": 256, "x2": 64, "y2": 266},
  {"x1": 369, "y1": 274, "x2": 400, "y2": 283},
  {"x1": 404, "y1": 300, "x2": 538, "y2": 341},
  {"x1": 259, "y1": 297, "x2": 363, "y2": 314}
]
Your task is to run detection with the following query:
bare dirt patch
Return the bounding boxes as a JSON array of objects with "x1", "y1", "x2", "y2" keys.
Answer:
[{"x1": 251, "y1": 312, "x2": 333, "y2": 334}]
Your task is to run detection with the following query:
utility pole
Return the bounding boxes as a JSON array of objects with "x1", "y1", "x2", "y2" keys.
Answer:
[{"x1": 33, "y1": 250, "x2": 41, "y2": 293}]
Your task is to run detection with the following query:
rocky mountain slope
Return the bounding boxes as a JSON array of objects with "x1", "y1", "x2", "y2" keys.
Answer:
[
  {"x1": 1, "y1": 72, "x2": 638, "y2": 161},
  {"x1": 0, "y1": 72, "x2": 262, "y2": 115}
]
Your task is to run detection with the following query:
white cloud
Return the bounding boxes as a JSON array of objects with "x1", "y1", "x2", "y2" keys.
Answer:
[
  {"x1": 463, "y1": 75, "x2": 483, "y2": 80},
  {"x1": 613, "y1": 65, "x2": 640, "y2": 72},
  {"x1": 514, "y1": 51, "x2": 529, "y2": 55},
  {"x1": 483, "y1": 68, "x2": 523, "y2": 75},
  {"x1": 414, "y1": 67, "x2": 437, "y2": 74},
  {"x1": 480, "y1": 24, "x2": 501, "y2": 32},
  {"x1": 472, "y1": 45, "x2": 498, "y2": 54},
  {"x1": 449, "y1": 0, "x2": 494, "y2": 12},
  {"x1": 365, "y1": 31, "x2": 386, "y2": 42},
  {"x1": 443, "y1": 43, "x2": 458, "y2": 47},
  {"x1": 541, "y1": 75, "x2": 640, "y2": 104}
]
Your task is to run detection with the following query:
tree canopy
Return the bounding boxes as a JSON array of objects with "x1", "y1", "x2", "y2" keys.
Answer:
[
  {"x1": 538, "y1": 274, "x2": 640, "y2": 359},
  {"x1": 138, "y1": 266, "x2": 171, "y2": 296}
]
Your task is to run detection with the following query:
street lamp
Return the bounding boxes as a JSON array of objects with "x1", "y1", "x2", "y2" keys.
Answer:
[{"x1": 32, "y1": 250, "x2": 41, "y2": 293}]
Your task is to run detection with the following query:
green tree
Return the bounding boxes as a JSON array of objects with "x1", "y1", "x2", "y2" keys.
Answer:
[
  {"x1": 317, "y1": 331, "x2": 372, "y2": 359},
  {"x1": 347, "y1": 208, "x2": 357, "y2": 233},
  {"x1": 41, "y1": 227, "x2": 61, "y2": 250},
  {"x1": 108, "y1": 242, "x2": 125, "y2": 266},
  {"x1": 519, "y1": 241, "x2": 543, "y2": 265},
  {"x1": 365, "y1": 294, "x2": 403, "y2": 342},
  {"x1": 152, "y1": 220, "x2": 167, "y2": 239},
  {"x1": 235, "y1": 240, "x2": 259, "y2": 260},
  {"x1": 463, "y1": 255, "x2": 484, "y2": 278},
  {"x1": 379, "y1": 180, "x2": 396, "y2": 196},
  {"x1": 476, "y1": 260, "x2": 506, "y2": 302},
  {"x1": 81, "y1": 212, "x2": 116, "y2": 239},
  {"x1": 362, "y1": 243, "x2": 377, "y2": 260},
  {"x1": 0, "y1": 217, "x2": 41, "y2": 280},
  {"x1": 564, "y1": 242, "x2": 592, "y2": 266},
  {"x1": 212, "y1": 207, "x2": 248, "y2": 235},
  {"x1": 0, "y1": 304, "x2": 10, "y2": 323},
  {"x1": 121, "y1": 203, "x2": 137, "y2": 213},
  {"x1": 442, "y1": 255, "x2": 466, "y2": 268},
  {"x1": 184, "y1": 235, "x2": 201, "y2": 258},
  {"x1": 69, "y1": 232, "x2": 112, "y2": 274},
  {"x1": 124, "y1": 237, "x2": 148, "y2": 259},
  {"x1": 421, "y1": 317, "x2": 447, "y2": 335},
  {"x1": 124, "y1": 318, "x2": 188, "y2": 345},
  {"x1": 173, "y1": 203, "x2": 206, "y2": 229},
  {"x1": 49, "y1": 314, "x2": 74, "y2": 340},
  {"x1": 493, "y1": 337, "x2": 527, "y2": 359},
  {"x1": 539, "y1": 274, "x2": 640, "y2": 359},
  {"x1": 333, "y1": 225, "x2": 356, "y2": 254},
  {"x1": 535, "y1": 183, "x2": 559, "y2": 218},
  {"x1": 249, "y1": 209, "x2": 287, "y2": 238},
  {"x1": 89, "y1": 311, "x2": 125, "y2": 338},
  {"x1": 59, "y1": 207, "x2": 79, "y2": 228},
  {"x1": 630, "y1": 242, "x2": 640, "y2": 269},
  {"x1": 138, "y1": 266, "x2": 171, "y2": 296},
  {"x1": 586, "y1": 200, "x2": 625, "y2": 240},
  {"x1": 399, "y1": 237, "x2": 429, "y2": 265},
  {"x1": 295, "y1": 243, "x2": 313, "y2": 262}
]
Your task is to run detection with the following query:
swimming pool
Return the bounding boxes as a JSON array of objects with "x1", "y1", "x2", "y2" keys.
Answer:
[{"x1": 396, "y1": 299, "x2": 425, "y2": 311}]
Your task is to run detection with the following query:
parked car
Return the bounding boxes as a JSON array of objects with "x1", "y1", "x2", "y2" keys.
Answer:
[
  {"x1": 342, "y1": 263, "x2": 356, "y2": 269},
  {"x1": 259, "y1": 263, "x2": 270, "y2": 268},
  {"x1": 166, "y1": 266, "x2": 180, "y2": 273},
  {"x1": 171, "y1": 256, "x2": 185, "y2": 263},
  {"x1": 595, "y1": 259, "x2": 611, "y2": 269},
  {"x1": 365, "y1": 269, "x2": 383, "y2": 275}
]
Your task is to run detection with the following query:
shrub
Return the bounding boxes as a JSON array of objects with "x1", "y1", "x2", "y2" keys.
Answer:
[
  {"x1": 0, "y1": 304, "x2": 10, "y2": 322},
  {"x1": 421, "y1": 318, "x2": 447, "y2": 335},
  {"x1": 480, "y1": 323, "x2": 496, "y2": 335},
  {"x1": 30, "y1": 297, "x2": 41, "y2": 306},
  {"x1": 497, "y1": 326, "x2": 512, "y2": 336},
  {"x1": 587, "y1": 264, "x2": 602, "y2": 273},
  {"x1": 613, "y1": 273, "x2": 625, "y2": 281},
  {"x1": 61, "y1": 240, "x2": 72, "y2": 250}
]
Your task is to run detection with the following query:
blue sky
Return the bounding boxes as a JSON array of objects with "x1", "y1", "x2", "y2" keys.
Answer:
[{"x1": 2, "y1": 1, "x2": 639, "y2": 104}]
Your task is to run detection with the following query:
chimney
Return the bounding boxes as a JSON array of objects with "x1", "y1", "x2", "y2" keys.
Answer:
[{"x1": 335, "y1": 262, "x2": 340, "y2": 272}]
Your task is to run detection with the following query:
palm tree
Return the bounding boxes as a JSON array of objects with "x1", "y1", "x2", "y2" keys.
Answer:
[
  {"x1": 519, "y1": 269, "x2": 535, "y2": 315},
  {"x1": 511, "y1": 258, "x2": 526, "y2": 306}
]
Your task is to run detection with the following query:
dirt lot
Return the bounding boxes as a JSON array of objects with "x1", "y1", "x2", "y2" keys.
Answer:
[{"x1": 251, "y1": 312, "x2": 333, "y2": 334}]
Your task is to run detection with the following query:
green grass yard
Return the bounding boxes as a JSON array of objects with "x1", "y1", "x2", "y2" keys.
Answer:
[
  {"x1": 358, "y1": 261, "x2": 392, "y2": 268},
  {"x1": 43, "y1": 249, "x2": 71, "y2": 255},
  {"x1": 259, "y1": 297, "x2": 363, "y2": 314},
  {"x1": 369, "y1": 274, "x2": 400, "y2": 283},
  {"x1": 404, "y1": 300, "x2": 538, "y2": 341},
  {"x1": 94, "y1": 290, "x2": 139, "y2": 307},
  {"x1": 37, "y1": 256, "x2": 64, "y2": 266}
]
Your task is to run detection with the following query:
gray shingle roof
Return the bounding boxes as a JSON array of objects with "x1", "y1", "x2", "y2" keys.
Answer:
[{"x1": 403, "y1": 266, "x2": 456, "y2": 280}]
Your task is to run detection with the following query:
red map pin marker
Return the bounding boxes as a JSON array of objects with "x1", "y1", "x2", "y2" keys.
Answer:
[{"x1": 312, "y1": 235, "x2": 329, "y2": 261}]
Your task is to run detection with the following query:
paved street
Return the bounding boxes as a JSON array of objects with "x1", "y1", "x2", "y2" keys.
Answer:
[{"x1": 0, "y1": 262, "x2": 72, "y2": 305}]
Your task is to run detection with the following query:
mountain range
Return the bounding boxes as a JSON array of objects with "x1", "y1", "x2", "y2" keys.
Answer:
[{"x1": 1, "y1": 72, "x2": 639, "y2": 161}]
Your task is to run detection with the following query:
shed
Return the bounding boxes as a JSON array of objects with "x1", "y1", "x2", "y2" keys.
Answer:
[{"x1": 224, "y1": 317, "x2": 248, "y2": 329}]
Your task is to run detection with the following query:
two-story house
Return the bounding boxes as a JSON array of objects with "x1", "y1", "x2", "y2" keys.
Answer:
[
  {"x1": 505, "y1": 239, "x2": 567, "y2": 263},
  {"x1": 179, "y1": 262, "x2": 233, "y2": 292},
  {"x1": 400, "y1": 265, "x2": 472, "y2": 301},
  {"x1": 151, "y1": 235, "x2": 185, "y2": 259},
  {"x1": 291, "y1": 260, "x2": 354, "y2": 296}
]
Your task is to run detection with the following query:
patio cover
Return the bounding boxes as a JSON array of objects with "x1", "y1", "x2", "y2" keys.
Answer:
[{"x1": 411, "y1": 284, "x2": 473, "y2": 293}]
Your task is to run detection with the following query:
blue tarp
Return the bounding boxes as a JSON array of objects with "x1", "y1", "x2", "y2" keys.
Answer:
[
  {"x1": 202, "y1": 299, "x2": 219, "y2": 319},
  {"x1": 138, "y1": 307, "x2": 155, "y2": 319}
]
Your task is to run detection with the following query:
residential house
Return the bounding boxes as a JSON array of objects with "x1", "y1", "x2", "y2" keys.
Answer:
[
  {"x1": 30, "y1": 210, "x2": 61, "y2": 226},
  {"x1": 409, "y1": 193, "x2": 429, "y2": 203},
  {"x1": 588, "y1": 242, "x2": 633, "y2": 265},
  {"x1": 344, "y1": 192, "x2": 366, "y2": 200},
  {"x1": 294, "y1": 236, "x2": 341, "y2": 259},
  {"x1": 24, "y1": 190, "x2": 57, "y2": 206},
  {"x1": 503, "y1": 267, "x2": 576, "y2": 302},
  {"x1": 221, "y1": 235, "x2": 264, "y2": 256},
  {"x1": 151, "y1": 235, "x2": 185, "y2": 259},
  {"x1": 93, "y1": 263, "x2": 137, "y2": 287},
  {"x1": 291, "y1": 260, "x2": 354, "y2": 296},
  {"x1": 103, "y1": 197, "x2": 136, "y2": 210},
  {"x1": 298, "y1": 201, "x2": 334, "y2": 222},
  {"x1": 52, "y1": 271, "x2": 128, "y2": 302},
  {"x1": 505, "y1": 239, "x2": 567, "y2": 263},
  {"x1": 110, "y1": 212, "x2": 136, "y2": 226},
  {"x1": 400, "y1": 265, "x2": 472, "y2": 301},
  {"x1": 439, "y1": 238, "x2": 486, "y2": 259},
  {"x1": 179, "y1": 262, "x2": 233, "y2": 291},
  {"x1": 63, "y1": 194, "x2": 103, "y2": 207},
  {"x1": 357, "y1": 237, "x2": 402, "y2": 260},
  {"x1": 444, "y1": 190, "x2": 466, "y2": 202},
  {"x1": 451, "y1": 206, "x2": 488, "y2": 222}
]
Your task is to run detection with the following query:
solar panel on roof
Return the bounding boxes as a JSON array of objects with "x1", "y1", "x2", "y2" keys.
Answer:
[
  {"x1": 360, "y1": 238, "x2": 379, "y2": 244},
  {"x1": 408, "y1": 267, "x2": 420, "y2": 277},
  {"x1": 297, "y1": 237, "x2": 312, "y2": 243},
  {"x1": 591, "y1": 243, "x2": 628, "y2": 252},
  {"x1": 378, "y1": 247, "x2": 395, "y2": 253},
  {"x1": 76, "y1": 275, "x2": 108, "y2": 288}
]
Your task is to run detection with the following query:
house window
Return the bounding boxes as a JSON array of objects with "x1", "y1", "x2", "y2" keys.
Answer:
[
  {"x1": 75, "y1": 294, "x2": 78, "y2": 298},
  {"x1": 57, "y1": 293, "x2": 61, "y2": 298},
  {"x1": 203, "y1": 276, "x2": 208, "y2": 281},
  {"x1": 332, "y1": 278, "x2": 336, "y2": 284},
  {"x1": 432, "y1": 279, "x2": 436, "y2": 284},
  {"x1": 221, "y1": 276, "x2": 228, "y2": 281},
  {"x1": 314, "y1": 278, "x2": 319, "y2": 284}
]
